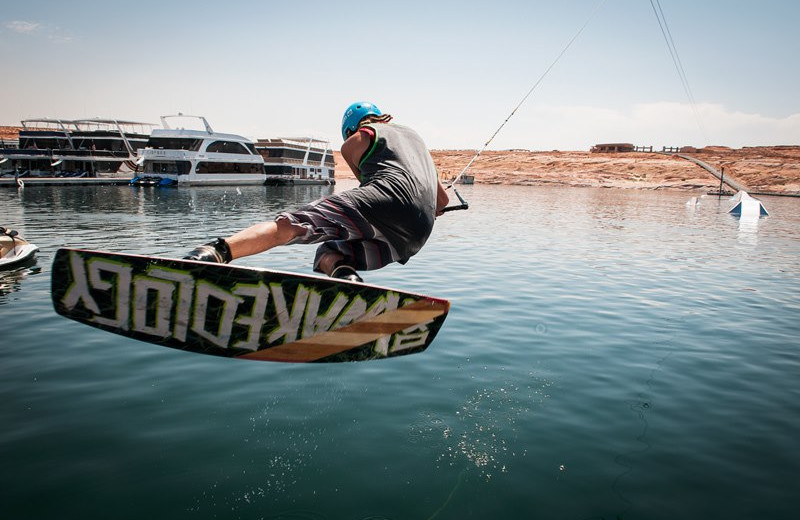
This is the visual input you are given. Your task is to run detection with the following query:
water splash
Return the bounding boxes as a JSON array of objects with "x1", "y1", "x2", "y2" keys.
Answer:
[{"x1": 412, "y1": 373, "x2": 552, "y2": 482}]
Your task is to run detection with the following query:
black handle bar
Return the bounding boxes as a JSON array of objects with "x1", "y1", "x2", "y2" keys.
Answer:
[
  {"x1": 441, "y1": 203, "x2": 469, "y2": 213},
  {"x1": 440, "y1": 186, "x2": 470, "y2": 213}
]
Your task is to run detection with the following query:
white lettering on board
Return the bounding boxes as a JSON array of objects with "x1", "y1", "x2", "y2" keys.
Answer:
[
  {"x1": 132, "y1": 275, "x2": 175, "y2": 337},
  {"x1": 362, "y1": 292, "x2": 401, "y2": 356},
  {"x1": 303, "y1": 290, "x2": 350, "y2": 338},
  {"x1": 192, "y1": 280, "x2": 244, "y2": 348},
  {"x1": 146, "y1": 267, "x2": 195, "y2": 341},
  {"x1": 267, "y1": 283, "x2": 309, "y2": 344},
  {"x1": 389, "y1": 324, "x2": 431, "y2": 354},
  {"x1": 231, "y1": 282, "x2": 270, "y2": 351},
  {"x1": 87, "y1": 259, "x2": 132, "y2": 330},
  {"x1": 60, "y1": 253, "x2": 431, "y2": 356},
  {"x1": 62, "y1": 252, "x2": 104, "y2": 316}
]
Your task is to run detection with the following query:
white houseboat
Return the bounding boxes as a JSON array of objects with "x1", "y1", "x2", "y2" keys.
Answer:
[
  {"x1": 256, "y1": 137, "x2": 335, "y2": 185},
  {"x1": 0, "y1": 118, "x2": 153, "y2": 178},
  {"x1": 132, "y1": 115, "x2": 265, "y2": 186}
]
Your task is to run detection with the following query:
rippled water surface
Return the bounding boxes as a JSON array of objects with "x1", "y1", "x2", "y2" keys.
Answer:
[{"x1": 2, "y1": 182, "x2": 799, "y2": 519}]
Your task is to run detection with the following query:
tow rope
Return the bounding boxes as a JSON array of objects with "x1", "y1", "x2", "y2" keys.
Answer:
[{"x1": 441, "y1": 0, "x2": 607, "y2": 212}]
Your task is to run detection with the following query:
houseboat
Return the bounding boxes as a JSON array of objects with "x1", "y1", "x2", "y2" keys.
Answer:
[
  {"x1": 256, "y1": 137, "x2": 335, "y2": 185},
  {"x1": 132, "y1": 115, "x2": 265, "y2": 186},
  {"x1": 0, "y1": 118, "x2": 153, "y2": 178}
]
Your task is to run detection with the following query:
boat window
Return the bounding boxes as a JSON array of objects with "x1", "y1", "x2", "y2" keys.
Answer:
[
  {"x1": 195, "y1": 161, "x2": 265, "y2": 174},
  {"x1": 147, "y1": 138, "x2": 203, "y2": 151},
  {"x1": 73, "y1": 137, "x2": 126, "y2": 153},
  {"x1": 205, "y1": 141, "x2": 250, "y2": 155},
  {"x1": 264, "y1": 165, "x2": 293, "y2": 176},
  {"x1": 143, "y1": 160, "x2": 192, "y2": 175},
  {"x1": 20, "y1": 136, "x2": 71, "y2": 150},
  {"x1": 259, "y1": 148, "x2": 307, "y2": 161},
  {"x1": 245, "y1": 143, "x2": 258, "y2": 155}
]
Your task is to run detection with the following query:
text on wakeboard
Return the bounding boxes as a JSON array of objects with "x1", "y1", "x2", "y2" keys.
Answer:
[{"x1": 59, "y1": 251, "x2": 434, "y2": 354}]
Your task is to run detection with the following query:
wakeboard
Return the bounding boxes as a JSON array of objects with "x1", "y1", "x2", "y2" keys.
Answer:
[{"x1": 51, "y1": 248, "x2": 449, "y2": 363}]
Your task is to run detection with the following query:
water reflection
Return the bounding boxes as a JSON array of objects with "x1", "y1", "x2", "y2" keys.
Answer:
[
  {"x1": 737, "y1": 214, "x2": 761, "y2": 246},
  {"x1": 16, "y1": 184, "x2": 336, "y2": 218},
  {"x1": 6, "y1": 184, "x2": 337, "y2": 257},
  {"x1": 0, "y1": 263, "x2": 41, "y2": 304}
]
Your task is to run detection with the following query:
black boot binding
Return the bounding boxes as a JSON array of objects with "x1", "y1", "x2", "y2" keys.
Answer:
[
  {"x1": 183, "y1": 238, "x2": 232, "y2": 263},
  {"x1": 330, "y1": 264, "x2": 363, "y2": 283}
]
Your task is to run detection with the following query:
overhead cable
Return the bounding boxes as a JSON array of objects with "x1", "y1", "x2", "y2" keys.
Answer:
[{"x1": 447, "y1": 0, "x2": 607, "y2": 188}]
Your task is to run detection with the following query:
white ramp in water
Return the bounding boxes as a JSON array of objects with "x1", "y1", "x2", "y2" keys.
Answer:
[{"x1": 729, "y1": 191, "x2": 768, "y2": 217}]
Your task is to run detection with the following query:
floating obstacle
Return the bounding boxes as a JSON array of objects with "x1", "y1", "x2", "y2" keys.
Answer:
[{"x1": 729, "y1": 191, "x2": 768, "y2": 217}]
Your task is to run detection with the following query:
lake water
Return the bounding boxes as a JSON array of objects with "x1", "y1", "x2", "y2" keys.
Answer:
[{"x1": 2, "y1": 181, "x2": 799, "y2": 519}]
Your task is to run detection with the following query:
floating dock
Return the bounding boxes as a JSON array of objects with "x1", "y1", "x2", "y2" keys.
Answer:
[{"x1": 0, "y1": 176, "x2": 131, "y2": 187}]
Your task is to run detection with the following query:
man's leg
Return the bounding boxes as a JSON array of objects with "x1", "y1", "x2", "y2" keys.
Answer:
[
  {"x1": 184, "y1": 219, "x2": 306, "y2": 263},
  {"x1": 311, "y1": 236, "x2": 399, "y2": 283},
  {"x1": 316, "y1": 251, "x2": 345, "y2": 276},
  {"x1": 226, "y1": 219, "x2": 306, "y2": 260},
  {"x1": 316, "y1": 251, "x2": 361, "y2": 282},
  {"x1": 226, "y1": 225, "x2": 360, "y2": 281}
]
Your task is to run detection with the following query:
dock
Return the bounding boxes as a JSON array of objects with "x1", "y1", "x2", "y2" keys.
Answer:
[
  {"x1": 662, "y1": 152, "x2": 748, "y2": 193},
  {"x1": 0, "y1": 176, "x2": 131, "y2": 188}
]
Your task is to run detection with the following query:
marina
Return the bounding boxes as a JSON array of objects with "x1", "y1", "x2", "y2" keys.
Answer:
[
  {"x1": 257, "y1": 137, "x2": 335, "y2": 185},
  {"x1": 1, "y1": 117, "x2": 338, "y2": 187},
  {"x1": 0, "y1": 118, "x2": 153, "y2": 178}
]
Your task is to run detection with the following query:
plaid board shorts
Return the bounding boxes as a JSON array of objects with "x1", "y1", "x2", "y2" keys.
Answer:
[{"x1": 277, "y1": 194, "x2": 402, "y2": 272}]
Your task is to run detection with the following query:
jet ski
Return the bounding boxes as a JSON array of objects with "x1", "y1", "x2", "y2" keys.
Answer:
[{"x1": 0, "y1": 227, "x2": 39, "y2": 270}]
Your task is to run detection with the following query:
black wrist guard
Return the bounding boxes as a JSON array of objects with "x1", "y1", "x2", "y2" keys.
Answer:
[{"x1": 183, "y1": 238, "x2": 232, "y2": 263}]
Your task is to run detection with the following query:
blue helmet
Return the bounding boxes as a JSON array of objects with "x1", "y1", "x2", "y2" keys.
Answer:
[{"x1": 341, "y1": 101, "x2": 382, "y2": 141}]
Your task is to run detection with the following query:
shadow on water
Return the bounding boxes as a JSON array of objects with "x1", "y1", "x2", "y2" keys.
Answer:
[{"x1": 606, "y1": 351, "x2": 674, "y2": 520}]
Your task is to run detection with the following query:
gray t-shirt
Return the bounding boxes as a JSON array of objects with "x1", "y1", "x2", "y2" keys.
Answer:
[{"x1": 338, "y1": 123, "x2": 439, "y2": 262}]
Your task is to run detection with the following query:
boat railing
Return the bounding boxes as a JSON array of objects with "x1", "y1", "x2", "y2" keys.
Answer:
[
  {"x1": 256, "y1": 145, "x2": 333, "y2": 156},
  {"x1": 261, "y1": 158, "x2": 306, "y2": 165},
  {"x1": 1, "y1": 148, "x2": 134, "y2": 159},
  {"x1": 0, "y1": 149, "x2": 58, "y2": 157},
  {"x1": 64, "y1": 150, "x2": 134, "y2": 159},
  {"x1": 261, "y1": 157, "x2": 335, "y2": 167}
]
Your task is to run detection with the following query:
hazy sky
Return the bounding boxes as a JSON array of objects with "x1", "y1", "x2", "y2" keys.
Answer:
[{"x1": 2, "y1": 0, "x2": 798, "y2": 150}]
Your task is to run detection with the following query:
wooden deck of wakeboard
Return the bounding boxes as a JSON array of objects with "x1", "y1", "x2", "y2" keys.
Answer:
[{"x1": 51, "y1": 248, "x2": 449, "y2": 362}]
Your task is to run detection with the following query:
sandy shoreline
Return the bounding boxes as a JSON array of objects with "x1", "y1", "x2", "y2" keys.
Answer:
[{"x1": 335, "y1": 146, "x2": 800, "y2": 195}]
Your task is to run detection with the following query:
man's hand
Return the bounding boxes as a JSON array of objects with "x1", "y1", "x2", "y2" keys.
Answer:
[{"x1": 435, "y1": 181, "x2": 449, "y2": 217}]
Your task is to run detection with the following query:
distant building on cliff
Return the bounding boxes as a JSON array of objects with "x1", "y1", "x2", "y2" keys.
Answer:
[{"x1": 591, "y1": 143, "x2": 635, "y2": 153}]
